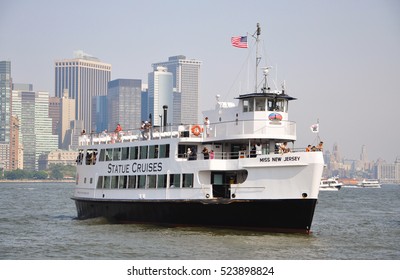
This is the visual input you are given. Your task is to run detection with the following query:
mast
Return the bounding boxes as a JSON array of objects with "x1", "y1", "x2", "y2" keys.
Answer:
[{"x1": 255, "y1": 23, "x2": 261, "y2": 92}]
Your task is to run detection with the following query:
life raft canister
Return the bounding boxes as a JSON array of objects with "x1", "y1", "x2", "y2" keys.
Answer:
[{"x1": 191, "y1": 125, "x2": 202, "y2": 136}]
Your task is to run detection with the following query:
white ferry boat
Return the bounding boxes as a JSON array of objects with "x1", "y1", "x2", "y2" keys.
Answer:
[
  {"x1": 72, "y1": 24, "x2": 325, "y2": 233},
  {"x1": 358, "y1": 179, "x2": 381, "y2": 188},
  {"x1": 319, "y1": 177, "x2": 343, "y2": 191}
]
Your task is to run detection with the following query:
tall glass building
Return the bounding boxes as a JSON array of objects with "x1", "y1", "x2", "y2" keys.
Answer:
[
  {"x1": 12, "y1": 91, "x2": 58, "y2": 171},
  {"x1": 0, "y1": 61, "x2": 12, "y2": 170},
  {"x1": 152, "y1": 55, "x2": 201, "y2": 125},
  {"x1": 54, "y1": 51, "x2": 111, "y2": 133},
  {"x1": 148, "y1": 67, "x2": 173, "y2": 127},
  {"x1": 0, "y1": 61, "x2": 12, "y2": 143},
  {"x1": 107, "y1": 79, "x2": 142, "y2": 131}
]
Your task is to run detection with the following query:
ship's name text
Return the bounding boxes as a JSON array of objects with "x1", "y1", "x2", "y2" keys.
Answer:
[
  {"x1": 259, "y1": 156, "x2": 300, "y2": 163},
  {"x1": 107, "y1": 162, "x2": 163, "y2": 174}
]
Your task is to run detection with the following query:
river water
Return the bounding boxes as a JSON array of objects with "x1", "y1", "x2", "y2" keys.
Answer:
[{"x1": 0, "y1": 182, "x2": 399, "y2": 260}]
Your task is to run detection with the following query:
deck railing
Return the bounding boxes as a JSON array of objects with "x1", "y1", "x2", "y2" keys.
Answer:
[{"x1": 79, "y1": 119, "x2": 296, "y2": 146}]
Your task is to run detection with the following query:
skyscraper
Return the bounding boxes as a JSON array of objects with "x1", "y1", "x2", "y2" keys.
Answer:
[
  {"x1": 0, "y1": 61, "x2": 12, "y2": 170},
  {"x1": 107, "y1": 79, "x2": 142, "y2": 131},
  {"x1": 54, "y1": 51, "x2": 111, "y2": 133},
  {"x1": 148, "y1": 67, "x2": 173, "y2": 127},
  {"x1": 152, "y1": 55, "x2": 201, "y2": 125},
  {"x1": 12, "y1": 91, "x2": 58, "y2": 171}
]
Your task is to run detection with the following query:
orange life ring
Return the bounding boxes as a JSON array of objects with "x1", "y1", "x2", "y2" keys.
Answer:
[{"x1": 191, "y1": 125, "x2": 202, "y2": 136}]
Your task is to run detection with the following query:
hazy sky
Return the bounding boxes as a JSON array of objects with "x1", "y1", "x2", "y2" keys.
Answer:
[{"x1": 1, "y1": 0, "x2": 399, "y2": 163}]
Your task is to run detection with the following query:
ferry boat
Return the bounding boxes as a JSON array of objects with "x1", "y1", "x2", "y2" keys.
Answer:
[
  {"x1": 358, "y1": 179, "x2": 381, "y2": 188},
  {"x1": 319, "y1": 177, "x2": 343, "y2": 191},
  {"x1": 72, "y1": 24, "x2": 325, "y2": 233}
]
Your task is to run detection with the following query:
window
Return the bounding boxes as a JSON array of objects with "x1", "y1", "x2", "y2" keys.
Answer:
[
  {"x1": 248, "y1": 98, "x2": 254, "y2": 112},
  {"x1": 113, "y1": 148, "x2": 121, "y2": 160},
  {"x1": 170, "y1": 174, "x2": 180, "y2": 188},
  {"x1": 111, "y1": 176, "x2": 119, "y2": 188},
  {"x1": 140, "y1": 146, "x2": 148, "y2": 159},
  {"x1": 119, "y1": 176, "x2": 128, "y2": 189},
  {"x1": 183, "y1": 173, "x2": 193, "y2": 188},
  {"x1": 105, "y1": 148, "x2": 113, "y2": 161},
  {"x1": 255, "y1": 98, "x2": 265, "y2": 111},
  {"x1": 104, "y1": 176, "x2": 111, "y2": 188},
  {"x1": 128, "y1": 175, "x2": 136, "y2": 188},
  {"x1": 121, "y1": 147, "x2": 129, "y2": 160},
  {"x1": 158, "y1": 174, "x2": 167, "y2": 188},
  {"x1": 159, "y1": 144, "x2": 170, "y2": 158},
  {"x1": 148, "y1": 175, "x2": 157, "y2": 188},
  {"x1": 138, "y1": 175, "x2": 146, "y2": 188},
  {"x1": 149, "y1": 145, "x2": 158, "y2": 159},
  {"x1": 130, "y1": 146, "x2": 138, "y2": 160},
  {"x1": 243, "y1": 100, "x2": 249, "y2": 112},
  {"x1": 99, "y1": 149, "x2": 106, "y2": 161},
  {"x1": 97, "y1": 176, "x2": 103, "y2": 189}
]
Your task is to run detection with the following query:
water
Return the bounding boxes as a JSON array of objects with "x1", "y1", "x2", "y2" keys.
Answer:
[{"x1": 0, "y1": 182, "x2": 399, "y2": 260}]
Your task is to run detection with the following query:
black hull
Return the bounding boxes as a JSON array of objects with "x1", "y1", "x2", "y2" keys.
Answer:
[{"x1": 72, "y1": 198, "x2": 318, "y2": 233}]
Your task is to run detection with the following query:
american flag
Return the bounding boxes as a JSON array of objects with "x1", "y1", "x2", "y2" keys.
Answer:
[{"x1": 231, "y1": 36, "x2": 248, "y2": 48}]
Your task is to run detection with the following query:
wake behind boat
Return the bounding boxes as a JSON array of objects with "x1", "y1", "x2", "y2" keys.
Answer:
[{"x1": 72, "y1": 24, "x2": 325, "y2": 233}]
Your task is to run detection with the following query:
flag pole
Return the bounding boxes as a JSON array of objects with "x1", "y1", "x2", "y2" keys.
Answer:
[{"x1": 254, "y1": 23, "x2": 261, "y2": 92}]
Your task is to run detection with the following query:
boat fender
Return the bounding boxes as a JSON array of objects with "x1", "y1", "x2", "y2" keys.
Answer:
[{"x1": 191, "y1": 125, "x2": 202, "y2": 136}]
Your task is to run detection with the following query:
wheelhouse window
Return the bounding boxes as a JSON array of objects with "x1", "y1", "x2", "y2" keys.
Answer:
[
  {"x1": 268, "y1": 98, "x2": 288, "y2": 112},
  {"x1": 255, "y1": 98, "x2": 266, "y2": 111}
]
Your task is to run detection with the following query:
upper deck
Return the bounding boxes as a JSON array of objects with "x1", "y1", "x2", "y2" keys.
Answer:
[{"x1": 79, "y1": 118, "x2": 296, "y2": 147}]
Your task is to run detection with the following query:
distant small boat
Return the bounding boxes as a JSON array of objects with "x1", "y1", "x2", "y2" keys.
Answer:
[
  {"x1": 358, "y1": 179, "x2": 381, "y2": 188},
  {"x1": 320, "y1": 177, "x2": 343, "y2": 191}
]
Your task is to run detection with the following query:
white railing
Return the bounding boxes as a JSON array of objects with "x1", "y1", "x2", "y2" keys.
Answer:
[{"x1": 79, "y1": 119, "x2": 296, "y2": 146}]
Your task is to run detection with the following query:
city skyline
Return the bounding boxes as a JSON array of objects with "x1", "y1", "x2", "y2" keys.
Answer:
[{"x1": 1, "y1": 0, "x2": 399, "y2": 162}]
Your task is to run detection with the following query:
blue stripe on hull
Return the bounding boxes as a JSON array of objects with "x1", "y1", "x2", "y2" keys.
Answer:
[{"x1": 72, "y1": 198, "x2": 317, "y2": 234}]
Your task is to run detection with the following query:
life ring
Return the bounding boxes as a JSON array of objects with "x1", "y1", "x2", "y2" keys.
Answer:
[{"x1": 191, "y1": 125, "x2": 202, "y2": 136}]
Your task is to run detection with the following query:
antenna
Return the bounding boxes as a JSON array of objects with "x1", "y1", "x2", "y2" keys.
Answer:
[{"x1": 255, "y1": 23, "x2": 261, "y2": 92}]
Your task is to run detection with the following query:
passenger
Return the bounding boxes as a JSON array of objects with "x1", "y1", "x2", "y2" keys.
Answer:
[
  {"x1": 250, "y1": 145, "x2": 257, "y2": 158},
  {"x1": 316, "y1": 141, "x2": 324, "y2": 151},
  {"x1": 306, "y1": 145, "x2": 312, "y2": 152},
  {"x1": 202, "y1": 147, "x2": 209, "y2": 160},
  {"x1": 115, "y1": 124, "x2": 122, "y2": 142},
  {"x1": 311, "y1": 146, "x2": 317, "y2": 152},
  {"x1": 204, "y1": 117, "x2": 210, "y2": 137},
  {"x1": 255, "y1": 143, "x2": 262, "y2": 155},
  {"x1": 115, "y1": 123, "x2": 122, "y2": 133},
  {"x1": 209, "y1": 150, "x2": 215, "y2": 159},
  {"x1": 279, "y1": 142, "x2": 291, "y2": 154},
  {"x1": 140, "y1": 121, "x2": 146, "y2": 139}
]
